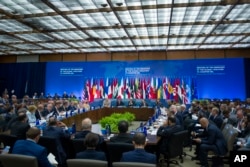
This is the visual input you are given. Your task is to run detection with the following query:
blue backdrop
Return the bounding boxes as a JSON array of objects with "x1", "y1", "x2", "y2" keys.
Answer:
[{"x1": 45, "y1": 58, "x2": 246, "y2": 102}]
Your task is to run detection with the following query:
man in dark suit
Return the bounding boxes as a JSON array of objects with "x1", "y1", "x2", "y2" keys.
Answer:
[
  {"x1": 43, "y1": 117, "x2": 71, "y2": 166},
  {"x1": 120, "y1": 132, "x2": 156, "y2": 164},
  {"x1": 76, "y1": 132, "x2": 106, "y2": 161},
  {"x1": 110, "y1": 120, "x2": 133, "y2": 143},
  {"x1": 209, "y1": 107, "x2": 223, "y2": 129},
  {"x1": 156, "y1": 116, "x2": 183, "y2": 161},
  {"x1": 12, "y1": 127, "x2": 53, "y2": 167},
  {"x1": 193, "y1": 117, "x2": 227, "y2": 167},
  {"x1": 75, "y1": 118, "x2": 104, "y2": 147},
  {"x1": 116, "y1": 98, "x2": 124, "y2": 107},
  {"x1": 10, "y1": 111, "x2": 30, "y2": 139}
]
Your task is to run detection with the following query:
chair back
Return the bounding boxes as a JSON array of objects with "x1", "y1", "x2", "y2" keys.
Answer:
[
  {"x1": 106, "y1": 143, "x2": 134, "y2": 163},
  {"x1": 37, "y1": 136, "x2": 60, "y2": 162},
  {"x1": 71, "y1": 138, "x2": 86, "y2": 153},
  {"x1": 222, "y1": 123, "x2": 238, "y2": 155},
  {"x1": 112, "y1": 162, "x2": 156, "y2": 167},
  {"x1": 0, "y1": 134, "x2": 18, "y2": 153},
  {"x1": 67, "y1": 159, "x2": 108, "y2": 167},
  {"x1": 167, "y1": 130, "x2": 189, "y2": 158},
  {"x1": 0, "y1": 154, "x2": 38, "y2": 167}
]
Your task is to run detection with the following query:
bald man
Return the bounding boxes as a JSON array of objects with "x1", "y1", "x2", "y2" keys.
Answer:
[
  {"x1": 74, "y1": 118, "x2": 104, "y2": 146},
  {"x1": 193, "y1": 117, "x2": 227, "y2": 167}
]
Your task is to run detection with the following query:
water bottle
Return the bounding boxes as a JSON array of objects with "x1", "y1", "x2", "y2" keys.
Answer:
[
  {"x1": 35, "y1": 119, "x2": 40, "y2": 126},
  {"x1": 65, "y1": 111, "x2": 68, "y2": 118},
  {"x1": 1, "y1": 146, "x2": 10, "y2": 154},
  {"x1": 140, "y1": 122, "x2": 144, "y2": 132},
  {"x1": 106, "y1": 124, "x2": 111, "y2": 136},
  {"x1": 71, "y1": 123, "x2": 76, "y2": 134},
  {"x1": 143, "y1": 126, "x2": 147, "y2": 137},
  {"x1": 70, "y1": 110, "x2": 73, "y2": 117}
]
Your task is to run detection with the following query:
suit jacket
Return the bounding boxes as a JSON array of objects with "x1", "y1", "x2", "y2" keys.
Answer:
[
  {"x1": 200, "y1": 123, "x2": 227, "y2": 156},
  {"x1": 209, "y1": 115, "x2": 223, "y2": 129},
  {"x1": 110, "y1": 133, "x2": 133, "y2": 143},
  {"x1": 10, "y1": 121, "x2": 30, "y2": 139},
  {"x1": 76, "y1": 149, "x2": 106, "y2": 161},
  {"x1": 121, "y1": 148, "x2": 156, "y2": 164},
  {"x1": 157, "y1": 124, "x2": 183, "y2": 153},
  {"x1": 75, "y1": 130, "x2": 104, "y2": 149},
  {"x1": 43, "y1": 126, "x2": 70, "y2": 164},
  {"x1": 12, "y1": 139, "x2": 52, "y2": 167}
]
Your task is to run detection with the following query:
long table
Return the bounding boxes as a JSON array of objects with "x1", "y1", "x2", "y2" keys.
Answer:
[{"x1": 61, "y1": 107, "x2": 155, "y2": 132}]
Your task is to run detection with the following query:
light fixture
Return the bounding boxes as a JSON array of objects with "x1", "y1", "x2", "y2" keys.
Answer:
[
  {"x1": 116, "y1": 3, "x2": 123, "y2": 6},
  {"x1": 101, "y1": 4, "x2": 108, "y2": 7}
]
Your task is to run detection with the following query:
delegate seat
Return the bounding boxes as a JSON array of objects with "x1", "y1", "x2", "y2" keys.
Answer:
[
  {"x1": 0, "y1": 154, "x2": 38, "y2": 167},
  {"x1": 67, "y1": 159, "x2": 108, "y2": 167},
  {"x1": 159, "y1": 130, "x2": 189, "y2": 167}
]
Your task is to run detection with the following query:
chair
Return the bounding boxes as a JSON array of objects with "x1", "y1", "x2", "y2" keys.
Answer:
[
  {"x1": 71, "y1": 138, "x2": 86, "y2": 154},
  {"x1": 159, "y1": 130, "x2": 189, "y2": 167},
  {"x1": 112, "y1": 162, "x2": 156, "y2": 167},
  {"x1": 37, "y1": 136, "x2": 61, "y2": 164},
  {"x1": 0, "y1": 134, "x2": 18, "y2": 153},
  {"x1": 209, "y1": 123, "x2": 238, "y2": 165},
  {"x1": 106, "y1": 143, "x2": 134, "y2": 166},
  {"x1": 0, "y1": 154, "x2": 38, "y2": 167},
  {"x1": 67, "y1": 159, "x2": 108, "y2": 167}
]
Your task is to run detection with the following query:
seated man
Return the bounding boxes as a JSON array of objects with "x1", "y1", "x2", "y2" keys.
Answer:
[
  {"x1": 116, "y1": 98, "x2": 124, "y2": 107},
  {"x1": 110, "y1": 120, "x2": 133, "y2": 143},
  {"x1": 10, "y1": 111, "x2": 30, "y2": 139},
  {"x1": 76, "y1": 132, "x2": 106, "y2": 161},
  {"x1": 156, "y1": 116, "x2": 183, "y2": 161},
  {"x1": 193, "y1": 117, "x2": 227, "y2": 167},
  {"x1": 75, "y1": 118, "x2": 104, "y2": 146},
  {"x1": 102, "y1": 98, "x2": 111, "y2": 108},
  {"x1": 127, "y1": 98, "x2": 135, "y2": 107},
  {"x1": 120, "y1": 132, "x2": 156, "y2": 164},
  {"x1": 43, "y1": 117, "x2": 71, "y2": 166},
  {"x1": 12, "y1": 127, "x2": 53, "y2": 167}
]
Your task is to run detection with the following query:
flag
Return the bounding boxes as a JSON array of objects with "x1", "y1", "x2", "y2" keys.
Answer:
[
  {"x1": 118, "y1": 78, "x2": 124, "y2": 99},
  {"x1": 105, "y1": 78, "x2": 109, "y2": 98},
  {"x1": 181, "y1": 79, "x2": 188, "y2": 104},
  {"x1": 108, "y1": 78, "x2": 113, "y2": 99},
  {"x1": 191, "y1": 77, "x2": 198, "y2": 100},
  {"x1": 142, "y1": 79, "x2": 146, "y2": 99},
  {"x1": 162, "y1": 77, "x2": 167, "y2": 99},
  {"x1": 99, "y1": 79, "x2": 104, "y2": 98},
  {"x1": 167, "y1": 78, "x2": 173, "y2": 99}
]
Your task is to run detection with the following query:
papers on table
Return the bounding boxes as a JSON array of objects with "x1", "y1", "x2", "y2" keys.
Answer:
[{"x1": 47, "y1": 153, "x2": 58, "y2": 165}]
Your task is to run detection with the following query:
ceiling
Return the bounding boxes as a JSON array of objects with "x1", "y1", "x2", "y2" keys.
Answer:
[{"x1": 0, "y1": 0, "x2": 249, "y2": 56}]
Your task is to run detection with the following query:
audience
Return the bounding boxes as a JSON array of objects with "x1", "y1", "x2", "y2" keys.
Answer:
[
  {"x1": 110, "y1": 120, "x2": 133, "y2": 143},
  {"x1": 120, "y1": 132, "x2": 156, "y2": 164},
  {"x1": 76, "y1": 132, "x2": 106, "y2": 161},
  {"x1": 12, "y1": 127, "x2": 53, "y2": 167}
]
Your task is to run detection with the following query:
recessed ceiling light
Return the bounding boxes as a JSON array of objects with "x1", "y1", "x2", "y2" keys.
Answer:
[
  {"x1": 116, "y1": 3, "x2": 123, "y2": 6},
  {"x1": 101, "y1": 4, "x2": 108, "y2": 7}
]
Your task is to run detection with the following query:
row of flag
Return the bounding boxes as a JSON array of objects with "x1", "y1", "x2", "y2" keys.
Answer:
[{"x1": 82, "y1": 77, "x2": 197, "y2": 104}]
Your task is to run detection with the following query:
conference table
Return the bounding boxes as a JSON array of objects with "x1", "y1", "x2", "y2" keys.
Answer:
[{"x1": 60, "y1": 107, "x2": 159, "y2": 145}]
